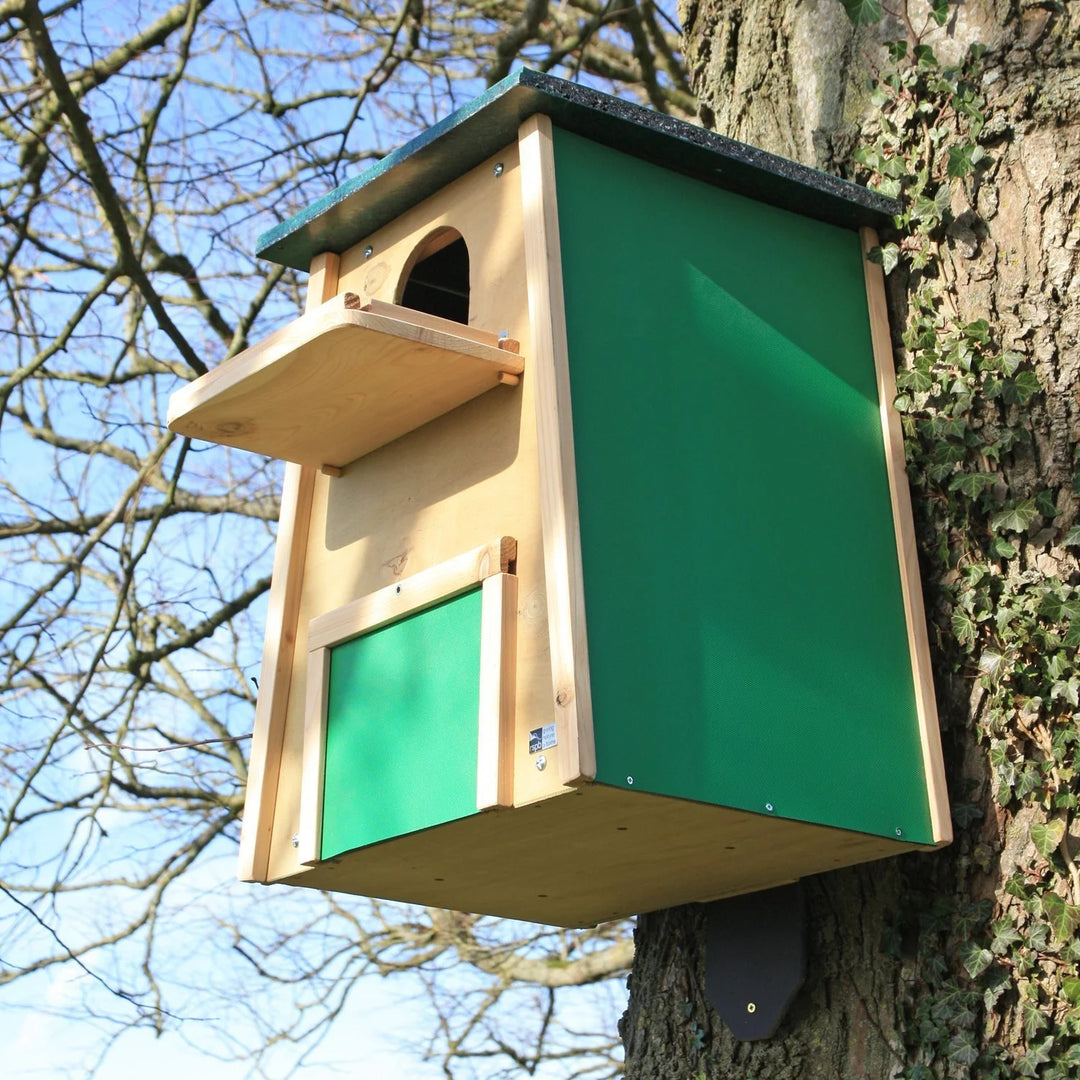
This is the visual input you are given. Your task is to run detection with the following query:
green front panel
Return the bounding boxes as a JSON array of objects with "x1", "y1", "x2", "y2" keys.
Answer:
[
  {"x1": 321, "y1": 588, "x2": 482, "y2": 859},
  {"x1": 553, "y1": 129, "x2": 933, "y2": 844}
]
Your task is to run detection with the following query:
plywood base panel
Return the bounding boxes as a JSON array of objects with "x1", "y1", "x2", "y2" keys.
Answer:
[{"x1": 282, "y1": 782, "x2": 922, "y2": 928}]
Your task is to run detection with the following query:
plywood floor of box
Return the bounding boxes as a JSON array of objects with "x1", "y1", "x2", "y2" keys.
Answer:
[{"x1": 288, "y1": 782, "x2": 918, "y2": 927}]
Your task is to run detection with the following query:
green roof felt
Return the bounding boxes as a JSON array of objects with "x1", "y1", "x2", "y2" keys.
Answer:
[{"x1": 257, "y1": 68, "x2": 899, "y2": 271}]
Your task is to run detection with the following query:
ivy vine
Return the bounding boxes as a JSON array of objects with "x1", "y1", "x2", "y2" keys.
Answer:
[{"x1": 854, "y1": 27, "x2": 1080, "y2": 1080}]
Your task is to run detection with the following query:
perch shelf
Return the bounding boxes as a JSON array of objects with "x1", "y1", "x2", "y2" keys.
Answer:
[{"x1": 167, "y1": 294, "x2": 524, "y2": 469}]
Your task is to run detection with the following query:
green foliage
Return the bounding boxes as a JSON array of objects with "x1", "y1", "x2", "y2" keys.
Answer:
[
  {"x1": 854, "y1": 24, "x2": 1080, "y2": 1079},
  {"x1": 839, "y1": 0, "x2": 884, "y2": 26}
]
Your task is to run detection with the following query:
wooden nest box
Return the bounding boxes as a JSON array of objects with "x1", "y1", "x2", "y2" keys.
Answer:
[{"x1": 168, "y1": 71, "x2": 950, "y2": 928}]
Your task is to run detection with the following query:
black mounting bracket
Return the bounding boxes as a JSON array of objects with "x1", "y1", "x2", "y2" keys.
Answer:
[{"x1": 702, "y1": 881, "x2": 807, "y2": 1041}]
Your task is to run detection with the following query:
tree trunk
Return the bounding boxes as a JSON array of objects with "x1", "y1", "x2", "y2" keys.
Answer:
[{"x1": 622, "y1": 2, "x2": 1080, "y2": 1077}]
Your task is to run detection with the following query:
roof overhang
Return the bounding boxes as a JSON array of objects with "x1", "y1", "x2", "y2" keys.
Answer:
[{"x1": 257, "y1": 68, "x2": 899, "y2": 272}]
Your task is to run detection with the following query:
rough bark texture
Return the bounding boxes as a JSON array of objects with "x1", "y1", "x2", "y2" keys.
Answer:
[{"x1": 623, "y1": 2, "x2": 1080, "y2": 1077}]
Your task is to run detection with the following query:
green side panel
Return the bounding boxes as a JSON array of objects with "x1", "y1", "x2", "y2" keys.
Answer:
[
  {"x1": 320, "y1": 588, "x2": 482, "y2": 859},
  {"x1": 552, "y1": 128, "x2": 934, "y2": 844}
]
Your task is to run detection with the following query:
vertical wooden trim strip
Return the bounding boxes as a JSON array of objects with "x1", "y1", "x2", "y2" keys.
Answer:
[
  {"x1": 298, "y1": 646, "x2": 330, "y2": 866},
  {"x1": 236, "y1": 252, "x2": 338, "y2": 881},
  {"x1": 307, "y1": 252, "x2": 340, "y2": 311},
  {"x1": 518, "y1": 114, "x2": 596, "y2": 786},
  {"x1": 477, "y1": 573, "x2": 518, "y2": 810},
  {"x1": 861, "y1": 227, "x2": 952, "y2": 845}
]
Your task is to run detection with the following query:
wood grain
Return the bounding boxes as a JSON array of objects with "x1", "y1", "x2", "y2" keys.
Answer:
[
  {"x1": 306, "y1": 537, "x2": 516, "y2": 651},
  {"x1": 291, "y1": 781, "x2": 926, "y2": 928},
  {"x1": 167, "y1": 295, "x2": 524, "y2": 469},
  {"x1": 297, "y1": 645, "x2": 329, "y2": 866},
  {"x1": 263, "y1": 142, "x2": 558, "y2": 880},
  {"x1": 861, "y1": 226, "x2": 952, "y2": 846},
  {"x1": 477, "y1": 572, "x2": 518, "y2": 811},
  {"x1": 356, "y1": 296, "x2": 503, "y2": 348},
  {"x1": 518, "y1": 113, "x2": 596, "y2": 787},
  {"x1": 237, "y1": 251, "x2": 336, "y2": 882}
]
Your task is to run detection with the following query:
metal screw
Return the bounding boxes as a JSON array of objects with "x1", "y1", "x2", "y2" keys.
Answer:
[
  {"x1": 627, "y1": 775, "x2": 634, "y2": 785},
  {"x1": 535, "y1": 755, "x2": 546, "y2": 771},
  {"x1": 765, "y1": 802, "x2": 774, "y2": 812},
  {"x1": 493, "y1": 162, "x2": 504, "y2": 177},
  {"x1": 747, "y1": 1002, "x2": 757, "y2": 1014},
  {"x1": 896, "y1": 827, "x2": 903, "y2": 837},
  {"x1": 395, "y1": 585, "x2": 401, "y2": 594},
  {"x1": 291, "y1": 833, "x2": 299, "y2": 848},
  {"x1": 364, "y1": 245, "x2": 374, "y2": 259}
]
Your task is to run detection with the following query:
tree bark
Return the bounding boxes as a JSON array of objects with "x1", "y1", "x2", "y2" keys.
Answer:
[{"x1": 623, "y1": 2, "x2": 1080, "y2": 1077}]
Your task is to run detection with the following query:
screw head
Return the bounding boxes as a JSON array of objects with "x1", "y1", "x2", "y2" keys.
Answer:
[
  {"x1": 493, "y1": 162, "x2": 504, "y2": 177},
  {"x1": 363, "y1": 245, "x2": 374, "y2": 259},
  {"x1": 747, "y1": 1002, "x2": 757, "y2": 1014},
  {"x1": 626, "y1": 775, "x2": 634, "y2": 785},
  {"x1": 896, "y1": 827, "x2": 903, "y2": 837},
  {"x1": 291, "y1": 833, "x2": 299, "y2": 848},
  {"x1": 765, "y1": 802, "x2": 774, "y2": 812},
  {"x1": 535, "y1": 755, "x2": 546, "y2": 771}
]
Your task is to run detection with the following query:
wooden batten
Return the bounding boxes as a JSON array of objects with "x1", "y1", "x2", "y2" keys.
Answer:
[
  {"x1": 477, "y1": 572, "x2": 518, "y2": 810},
  {"x1": 861, "y1": 227, "x2": 951, "y2": 845},
  {"x1": 357, "y1": 297, "x2": 505, "y2": 349},
  {"x1": 518, "y1": 114, "x2": 596, "y2": 787},
  {"x1": 238, "y1": 252, "x2": 338, "y2": 882},
  {"x1": 297, "y1": 645, "x2": 330, "y2": 866},
  {"x1": 306, "y1": 538, "x2": 516, "y2": 651}
]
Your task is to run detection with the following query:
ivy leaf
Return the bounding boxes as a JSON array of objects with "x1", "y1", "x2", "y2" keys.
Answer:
[
  {"x1": 960, "y1": 940, "x2": 994, "y2": 978},
  {"x1": 948, "y1": 143, "x2": 977, "y2": 178},
  {"x1": 913, "y1": 185, "x2": 952, "y2": 225},
  {"x1": 953, "y1": 608, "x2": 978, "y2": 645},
  {"x1": 1028, "y1": 920, "x2": 1051, "y2": 952},
  {"x1": 930, "y1": 0, "x2": 950, "y2": 24},
  {"x1": 1018, "y1": 1035, "x2": 1055, "y2": 1076},
  {"x1": 986, "y1": 976, "x2": 1012, "y2": 1019},
  {"x1": 1015, "y1": 762, "x2": 1042, "y2": 799},
  {"x1": 931, "y1": 982, "x2": 979, "y2": 1023},
  {"x1": 991, "y1": 536, "x2": 1018, "y2": 559},
  {"x1": 947, "y1": 1030, "x2": 979, "y2": 1065},
  {"x1": 1051, "y1": 677, "x2": 1080, "y2": 707},
  {"x1": 839, "y1": 0, "x2": 883, "y2": 24},
  {"x1": 1047, "y1": 651, "x2": 1071, "y2": 680},
  {"x1": 1043, "y1": 595, "x2": 1080, "y2": 624},
  {"x1": 1042, "y1": 893, "x2": 1080, "y2": 942},
  {"x1": 990, "y1": 917, "x2": 1022, "y2": 955},
  {"x1": 1031, "y1": 818, "x2": 1065, "y2": 859},
  {"x1": 950, "y1": 471, "x2": 996, "y2": 498},
  {"x1": 1063, "y1": 526, "x2": 1080, "y2": 548},
  {"x1": 897, "y1": 366, "x2": 935, "y2": 393},
  {"x1": 999, "y1": 350, "x2": 1024, "y2": 376},
  {"x1": 867, "y1": 242, "x2": 900, "y2": 274},
  {"x1": 1036, "y1": 489, "x2": 1060, "y2": 518},
  {"x1": 1005, "y1": 873, "x2": 1031, "y2": 900},
  {"x1": 992, "y1": 500, "x2": 1038, "y2": 533},
  {"x1": 1063, "y1": 978, "x2": 1080, "y2": 1007},
  {"x1": 914, "y1": 43, "x2": 939, "y2": 68},
  {"x1": 1024, "y1": 1000, "x2": 1050, "y2": 1041},
  {"x1": 1003, "y1": 370, "x2": 1042, "y2": 405}
]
